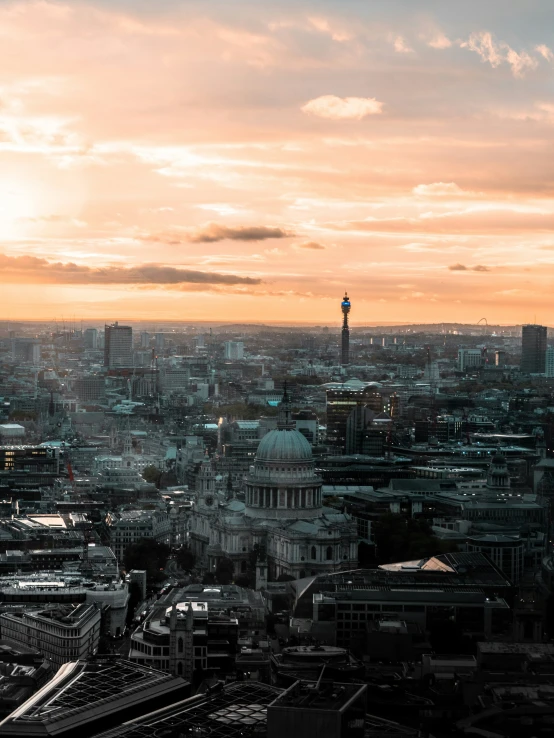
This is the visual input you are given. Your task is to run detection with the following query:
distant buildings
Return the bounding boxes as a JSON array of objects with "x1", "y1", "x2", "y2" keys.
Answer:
[
  {"x1": 104, "y1": 322, "x2": 133, "y2": 368},
  {"x1": 458, "y1": 348, "x2": 483, "y2": 372},
  {"x1": 9, "y1": 338, "x2": 40, "y2": 365},
  {"x1": 224, "y1": 340, "x2": 244, "y2": 360},
  {"x1": 326, "y1": 384, "x2": 383, "y2": 452},
  {"x1": 521, "y1": 323, "x2": 547, "y2": 374},
  {"x1": 83, "y1": 327, "x2": 98, "y2": 349}
]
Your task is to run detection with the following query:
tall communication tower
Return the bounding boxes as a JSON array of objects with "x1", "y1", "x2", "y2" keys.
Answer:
[{"x1": 341, "y1": 293, "x2": 351, "y2": 366}]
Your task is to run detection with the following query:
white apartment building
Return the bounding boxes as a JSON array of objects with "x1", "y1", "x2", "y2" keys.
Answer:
[{"x1": 0, "y1": 603, "x2": 101, "y2": 669}]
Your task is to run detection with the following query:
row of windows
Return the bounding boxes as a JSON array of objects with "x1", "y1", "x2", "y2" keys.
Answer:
[{"x1": 337, "y1": 603, "x2": 426, "y2": 613}]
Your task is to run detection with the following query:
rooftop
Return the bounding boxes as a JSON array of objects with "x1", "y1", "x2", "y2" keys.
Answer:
[
  {"x1": 93, "y1": 682, "x2": 282, "y2": 738},
  {"x1": 0, "y1": 658, "x2": 186, "y2": 737}
]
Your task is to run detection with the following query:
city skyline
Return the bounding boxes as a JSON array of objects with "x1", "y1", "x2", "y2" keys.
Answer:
[{"x1": 1, "y1": 1, "x2": 554, "y2": 323}]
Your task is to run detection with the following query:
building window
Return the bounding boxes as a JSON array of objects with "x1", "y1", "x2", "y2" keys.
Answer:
[
  {"x1": 311, "y1": 546, "x2": 316, "y2": 560},
  {"x1": 178, "y1": 637, "x2": 183, "y2": 653},
  {"x1": 326, "y1": 546, "x2": 332, "y2": 560}
]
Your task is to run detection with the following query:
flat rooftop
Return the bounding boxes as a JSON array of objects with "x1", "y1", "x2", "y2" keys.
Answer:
[{"x1": 269, "y1": 681, "x2": 366, "y2": 712}]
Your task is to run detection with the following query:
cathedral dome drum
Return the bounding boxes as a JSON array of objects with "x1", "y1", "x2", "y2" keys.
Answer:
[{"x1": 244, "y1": 387, "x2": 322, "y2": 519}]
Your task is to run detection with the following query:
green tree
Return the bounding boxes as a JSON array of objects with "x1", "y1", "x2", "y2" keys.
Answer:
[
  {"x1": 174, "y1": 545, "x2": 196, "y2": 572},
  {"x1": 142, "y1": 465, "x2": 162, "y2": 486},
  {"x1": 215, "y1": 557, "x2": 234, "y2": 585},
  {"x1": 123, "y1": 538, "x2": 170, "y2": 583}
]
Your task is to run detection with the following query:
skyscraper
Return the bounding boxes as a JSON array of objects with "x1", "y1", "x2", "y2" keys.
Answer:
[
  {"x1": 326, "y1": 385, "x2": 383, "y2": 451},
  {"x1": 104, "y1": 322, "x2": 133, "y2": 368},
  {"x1": 521, "y1": 324, "x2": 547, "y2": 374},
  {"x1": 341, "y1": 292, "x2": 351, "y2": 366}
]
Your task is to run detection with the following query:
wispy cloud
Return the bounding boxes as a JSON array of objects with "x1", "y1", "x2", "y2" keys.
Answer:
[
  {"x1": 462, "y1": 31, "x2": 539, "y2": 78},
  {"x1": 301, "y1": 95, "x2": 384, "y2": 120},
  {"x1": 294, "y1": 240, "x2": 326, "y2": 250},
  {"x1": 448, "y1": 263, "x2": 491, "y2": 272},
  {"x1": 0, "y1": 254, "x2": 261, "y2": 287}
]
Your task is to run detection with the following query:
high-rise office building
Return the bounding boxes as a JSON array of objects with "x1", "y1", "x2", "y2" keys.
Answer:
[
  {"x1": 83, "y1": 328, "x2": 98, "y2": 349},
  {"x1": 521, "y1": 324, "x2": 547, "y2": 374},
  {"x1": 224, "y1": 341, "x2": 244, "y2": 360},
  {"x1": 140, "y1": 331, "x2": 150, "y2": 348},
  {"x1": 545, "y1": 346, "x2": 554, "y2": 377},
  {"x1": 326, "y1": 385, "x2": 383, "y2": 451},
  {"x1": 341, "y1": 293, "x2": 351, "y2": 366},
  {"x1": 104, "y1": 322, "x2": 133, "y2": 368}
]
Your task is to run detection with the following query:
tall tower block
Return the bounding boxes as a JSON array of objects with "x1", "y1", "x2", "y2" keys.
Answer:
[{"x1": 341, "y1": 293, "x2": 351, "y2": 366}]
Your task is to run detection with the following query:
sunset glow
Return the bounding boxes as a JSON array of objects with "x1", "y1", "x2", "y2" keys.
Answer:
[{"x1": 1, "y1": 1, "x2": 554, "y2": 323}]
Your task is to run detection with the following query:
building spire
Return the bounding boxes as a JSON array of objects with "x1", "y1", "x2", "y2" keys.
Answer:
[{"x1": 277, "y1": 381, "x2": 294, "y2": 429}]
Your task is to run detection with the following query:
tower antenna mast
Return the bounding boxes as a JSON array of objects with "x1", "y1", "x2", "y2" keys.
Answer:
[{"x1": 341, "y1": 292, "x2": 351, "y2": 366}]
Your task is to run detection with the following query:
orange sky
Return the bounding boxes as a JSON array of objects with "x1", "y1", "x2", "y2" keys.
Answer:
[{"x1": 1, "y1": 1, "x2": 554, "y2": 324}]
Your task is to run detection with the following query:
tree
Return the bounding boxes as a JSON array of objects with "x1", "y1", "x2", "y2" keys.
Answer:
[
  {"x1": 174, "y1": 545, "x2": 196, "y2": 572},
  {"x1": 127, "y1": 581, "x2": 142, "y2": 626},
  {"x1": 234, "y1": 574, "x2": 251, "y2": 588},
  {"x1": 215, "y1": 557, "x2": 234, "y2": 585},
  {"x1": 123, "y1": 538, "x2": 170, "y2": 583},
  {"x1": 277, "y1": 573, "x2": 295, "y2": 582},
  {"x1": 142, "y1": 465, "x2": 162, "y2": 486}
]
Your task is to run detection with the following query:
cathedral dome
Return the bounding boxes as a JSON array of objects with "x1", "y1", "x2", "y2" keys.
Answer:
[{"x1": 256, "y1": 428, "x2": 313, "y2": 462}]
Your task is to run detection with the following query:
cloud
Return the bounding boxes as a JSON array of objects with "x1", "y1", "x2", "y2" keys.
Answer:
[
  {"x1": 187, "y1": 223, "x2": 293, "y2": 243},
  {"x1": 428, "y1": 33, "x2": 452, "y2": 50},
  {"x1": 295, "y1": 240, "x2": 326, "y2": 250},
  {"x1": 536, "y1": 44, "x2": 554, "y2": 62},
  {"x1": 462, "y1": 31, "x2": 539, "y2": 78},
  {"x1": 0, "y1": 254, "x2": 261, "y2": 287},
  {"x1": 393, "y1": 36, "x2": 413, "y2": 54},
  {"x1": 413, "y1": 182, "x2": 465, "y2": 197},
  {"x1": 448, "y1": 263, "x2": 491, "y2": 272},
  {"x1": 323, "y1": 208, "x2": 554, "y2": 235},
  {"x1": 301, "y1": 95, "x2": 384, "y2": 120},
  {"x1": 140, "y1": 223, "x2": 293, "y2": 244}
]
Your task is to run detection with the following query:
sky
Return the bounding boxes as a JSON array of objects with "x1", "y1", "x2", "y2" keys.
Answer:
[{"x1": 1, "y1": 0, "x2": 554, "y2": 324}]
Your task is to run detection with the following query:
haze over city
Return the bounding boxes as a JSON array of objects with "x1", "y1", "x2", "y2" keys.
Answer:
[{"x1": 1, "y1": 0, "x2": 553, "y2": 323}]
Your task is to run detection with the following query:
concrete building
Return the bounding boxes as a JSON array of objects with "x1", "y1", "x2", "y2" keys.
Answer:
[
  {"x1": 107, "y1": 509, "x2": 171, "y2": 563},
  {"x1": 0, "y1": 603, "x2": 101, "y2": 670},
  {"x1": 224, "y1": 341, "x2": 244, "y2": 360},
  {"x1": 0, "y1": 424, "x2": 25, "y2": 441},
  {"x1": 545, "y1": 346, "x2": 554, "y2": 377},
  {"x1": 104, "y1": 322, "x2": 133, "y2": 368},
  {"x1": 521, "y1": 324, "x2": 547, "y2": 374},
  {"x1": 458, "y1": 348, "x2": 483, "y2": 372},
  {"x1": 83, "y1": 328, "x2": 98, "y2": 349},
  {"x1": 326, "y1": 384, "x2": 383, "y2": 451},
  {"x1": 10, "y1": 338, "x2": 40, "y2": 365}
]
